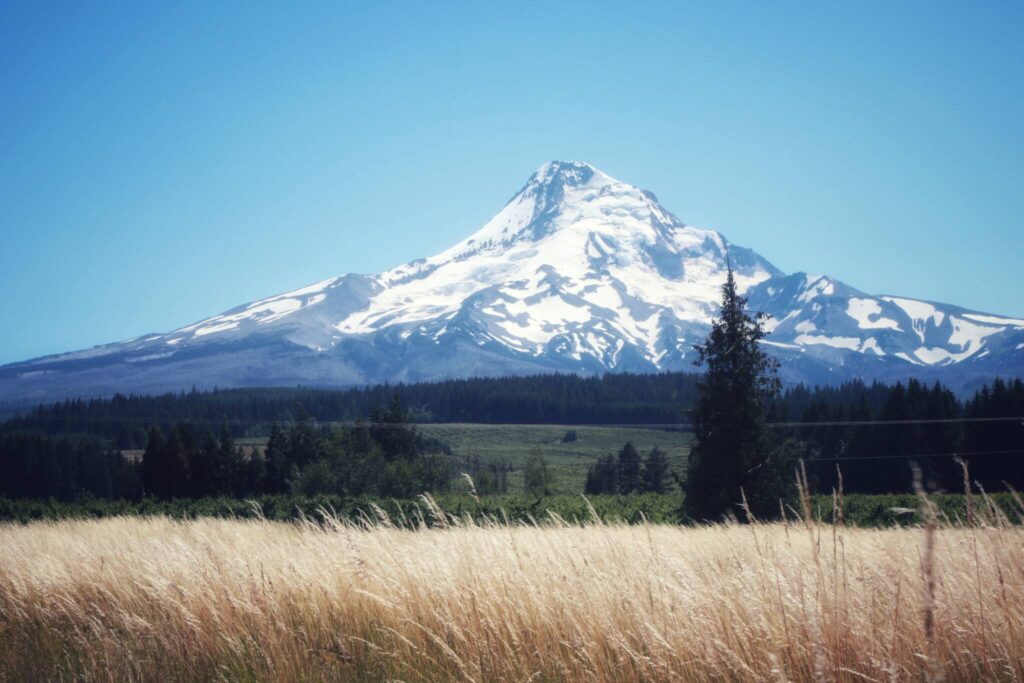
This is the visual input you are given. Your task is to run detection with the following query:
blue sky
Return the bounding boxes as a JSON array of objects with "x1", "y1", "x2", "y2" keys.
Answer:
[{"x1": 1, "y1": 1, "x2": 1022, "y2": 365}]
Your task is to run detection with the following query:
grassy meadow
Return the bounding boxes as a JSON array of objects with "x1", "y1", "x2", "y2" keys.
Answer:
[
  {"x1": 417, "y1": 423, "x2": 691, "y2": 493},
  {"x1": 2, "y1": 496, "x2": 1024, "y2": 682}
]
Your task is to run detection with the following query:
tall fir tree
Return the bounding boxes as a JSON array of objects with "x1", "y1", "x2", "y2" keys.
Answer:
[
  {"x1": 640, "y1": 446, "x2": 670, "y2": 494},
  {"x1": 190, "y1": 430, "x2": 219, "y2": 497},
  {"x1": 164, "y1": 424, "x2": 193, "y2": 499},
  {"x1": 141, "y1": 426, "x2": 166, "y2": 498},
  {"x1": 584, "y1": 454, "x2": 618, "y2": 494},
  {"x1": 617, "y1": 442, "x2": 641, "y2": 494},
  {"x1": 263, "y1": 425, "x2": 291, "y2": 493},
  {"x1": 685, "y1": 265, "x2": 787, "y2": 521},
  {"x1": 216, "y1": 424, "x2": 244, "y2": 495}
]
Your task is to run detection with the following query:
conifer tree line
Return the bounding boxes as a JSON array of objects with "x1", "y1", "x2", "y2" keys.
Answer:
[
  {"x1": 3, "y1": 373, "x2": 705, "y2": 448},
  {"x1": 139, "y1": 397, "x2": 453, "y2": 500},
  {"x1": 0, "y1": 398, "x2": 452, "y2": 501},
  {"x1": 786, "y1": 377, "x2": 1024, "y2": 495},
  {"x1": 139, "y1": 424, "x2": 264, "y2": 499},
  {"x1": 0, "y1": 432, "x2": 140, "y2": 500}
]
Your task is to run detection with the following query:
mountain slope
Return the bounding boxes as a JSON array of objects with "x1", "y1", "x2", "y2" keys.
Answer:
[{"x1": 3, "y1": 161, "x2": 1022, "y2": 403}]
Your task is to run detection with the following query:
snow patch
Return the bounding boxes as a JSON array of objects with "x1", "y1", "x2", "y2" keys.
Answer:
[
  {"x1": 882, "y1": 297, "x2": 944, "y2": 341},
  {"x1": 194, "y1": 321, "x2": 240, "y2": 337},
  {"x1": 762, "y1": 309, "x2": 800, "y2": 333},
  {"x1": 847, "y1": 298, "x2": 901, "y2": 331},
  {"x1": 943, "y1": 316, "x2": 1004, "y2": 362},
  {"x1": 913, "y1": 347, "x2": 962, "y2": 365},
  {"x1": 906, "y1": 316, "x2": 1001, "y2": 365},
  {"x1": 761, "y1": 340, "x2": 802, "y2": 350},
  {"x1": 963, "y1": 313, "x2": 1024, "y2": 327},
  {"x1": 794, "y1": 334, "x2": 861, "y2": 350},
  {"x1": 279, "y1": 277, "x2": 338, "y2": 299},
  {"x1": 860, "y1": 338, "x2": 884, "y2": 355}
]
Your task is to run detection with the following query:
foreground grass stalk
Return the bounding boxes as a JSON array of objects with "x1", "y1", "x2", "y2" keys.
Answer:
[{"x1": 2, "y1": 510, "x2": 1024, "y2": 682}]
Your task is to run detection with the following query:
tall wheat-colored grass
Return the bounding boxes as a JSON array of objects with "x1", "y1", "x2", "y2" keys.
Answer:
[{"x1": 1, "y1": 500, "x2": 1022, "y2": 681}]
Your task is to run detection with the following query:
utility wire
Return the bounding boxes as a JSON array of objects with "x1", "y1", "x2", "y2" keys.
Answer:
[
  {"x1": 802, "y1": 448, "x2": 1024, "y2": 463},
  {"x1": 767, "y1": 416, "x2": 1024, "y2": 428},
  {"x1": 5, "y1": 415, "x2": 1024, "y2": 429}
]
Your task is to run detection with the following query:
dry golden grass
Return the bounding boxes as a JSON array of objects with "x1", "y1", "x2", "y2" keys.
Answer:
[{"x1": 1, "y1": 502, "x2": 1023, "y2": 681}]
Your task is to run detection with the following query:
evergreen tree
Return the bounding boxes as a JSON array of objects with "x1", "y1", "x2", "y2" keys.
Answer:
[
  {"x1": 685, "y1": 265, "x2": 787, "y2": 520},
  {"x1": 238, "y1": 445, "x2": 266, "y2": 496},
  {"x1": 263, "y1": 425, "x2": 291, "y2": 493},
  {"x1": 190, "y1": 430, "x2": 219, "y2": 497},
  {"x1": 617, "y1": 442, "x2": 641, "y2": 494},
  {"x1": 584, "y1": 463, "x2": 600, "y2": 494},
  {"x1": 163, "y1": 424, "x2": 192, "y2": 499},
  {"x1": 370, "y1": 394, "x2": 418, "y2": 461},
  {"x1": 584, "y1": 454, "x2": 618, "y2": 494},
  {"x1": 839, "y1": 395, "x2": 875, "y2": 493},
  {"x1": 640, "y1": 446, "x2": 670, "y2": 494},
  {"x1": 924, "y1": 381, "x2": 964, "y2": 492},
  {"x1": 141, "y1": 426, "x2": 166, "y2": 498},
  {"x1": 216, "y1": 424, "x2": 245, "y2": 495},
  {"x1": 965, "y1": 378, "x2": 1024, "y2": 491}
]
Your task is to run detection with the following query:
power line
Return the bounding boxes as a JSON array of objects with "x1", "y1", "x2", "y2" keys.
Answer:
[
  {"x1": 798, "y1": 448, "x2": 1024, "y2": 464},
  {"x1": 5, "y1": 415, "x2": 1024, "y2": 429},
  {"x1": 767, "y1": 416, "x2": 1024, "y2": 428},
  {"x1": 4, "y1": 415, "x2": 693, "y2": 428}
]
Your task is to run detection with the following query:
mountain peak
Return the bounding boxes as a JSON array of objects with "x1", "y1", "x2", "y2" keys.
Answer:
[
  {"x1": 442, "y1": 158, "x2": 703, "y2": 261},
  {"x1": 528, "y1": 160, "x2": 613, "y2": 190}
]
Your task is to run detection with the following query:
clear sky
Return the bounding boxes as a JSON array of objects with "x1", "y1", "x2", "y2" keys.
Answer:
[{"x1": 1, "y1": 1, "x2": 1022, "y2": 365}]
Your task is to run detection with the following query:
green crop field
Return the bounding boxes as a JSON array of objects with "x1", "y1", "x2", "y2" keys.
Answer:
[{"x1": 418, "y1": 424, "x2": 692, "y2": 494}]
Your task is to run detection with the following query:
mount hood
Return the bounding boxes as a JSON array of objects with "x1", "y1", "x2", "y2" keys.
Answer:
[{"x1": 3, "y1": 160, "x2": 1023, "y2": 403}]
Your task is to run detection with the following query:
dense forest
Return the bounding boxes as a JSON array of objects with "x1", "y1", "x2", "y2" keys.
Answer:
[
  {"x1": 1, "y1": 373, "x2": 1022, "y2": 501},
  {"x1": 0, "y1": 396, "x2": 452, "y2": 502},
  {"x1": 783, "y1": 377, "x2": 1024, "y2": 494},
  {"x1": 2, "y1": 373, "x2": 704, "y2": 448}
]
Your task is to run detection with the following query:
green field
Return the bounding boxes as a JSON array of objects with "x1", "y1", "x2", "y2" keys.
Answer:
[{"x1": 418, "y1": 424, "x2": 692, "y2": 494}]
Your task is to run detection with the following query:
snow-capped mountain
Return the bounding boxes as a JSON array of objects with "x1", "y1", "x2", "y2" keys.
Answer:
[{"x1": 3, "y1": 160, "x2": 1023, "y2": 404}]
